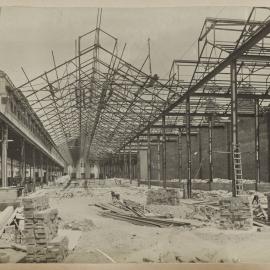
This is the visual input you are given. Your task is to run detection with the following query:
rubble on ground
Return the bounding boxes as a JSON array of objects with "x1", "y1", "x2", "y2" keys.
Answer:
[
  {"x1": 146, "y1": 189, "x2": 180, "y2": 205},
  {"x1": 62, "y1": 219, "x2": 95, "y2": 231}
]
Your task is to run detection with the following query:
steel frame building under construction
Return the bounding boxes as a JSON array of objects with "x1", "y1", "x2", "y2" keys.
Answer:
[{"x1": 1, "y1": 7, "x2": 270, "y2": 198}]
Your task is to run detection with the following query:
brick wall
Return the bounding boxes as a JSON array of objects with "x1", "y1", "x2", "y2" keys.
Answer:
[{"x1": 144, "y1": 113, "x2": 270, "y2": 182}]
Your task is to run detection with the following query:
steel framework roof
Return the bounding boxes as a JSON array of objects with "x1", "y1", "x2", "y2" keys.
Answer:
[{"x1": 17, "y1": 7, "x2": 270, "y2": 164}]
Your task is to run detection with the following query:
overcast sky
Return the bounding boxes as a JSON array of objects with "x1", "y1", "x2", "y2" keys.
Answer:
[{"x1": 0, "y1": 6, "x2": 251, "y2": 87}]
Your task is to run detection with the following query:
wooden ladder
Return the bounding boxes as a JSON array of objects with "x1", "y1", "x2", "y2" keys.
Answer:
[{"x1": 233, "y1": 145, "x2": 244, "y2": 196}]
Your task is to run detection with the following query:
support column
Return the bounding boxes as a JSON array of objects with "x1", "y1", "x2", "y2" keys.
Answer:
[
  {"x1": 32, "y1": 148, "x2": 36, "y2": 192},
  {"x1": 147, "y1": 128, "x2": 151, "y2": 189},
  {"x1": 198, "y1": 130, "x2": 203, "y2": 179},
  {"x1": 255, "y1": 99, "x2": 260, "y2": 191},
  {"x1": 178, "y1": 128, "x2": 182, "y2": 188},
  {"x1": 137, "y1": 137, "x2": 140, "y2": 187},
  {"x1": 129, "y1": 143, "x2": 132, "y2": 184},
  {"x1": 1, "y1": 123, "x2": 8, "y2": 187},
  {"x1": 226, "y1": 122, "x2": 232, "y2": 180},
  {"x1": 157, "y1": 135, "x2": 161, "y2": 182},
  {"x1": 45, "y1": 159, "x2": 49, "y2": 184},
  {"x1": 186, "y1": 95, "x2": 192, "y2": 198},
  {"x1": 208, "y1": 116, "x2": 213, "y2": 184},
  {"x1": 40, "y1": 154, "x2": 44, "y2": 187},
  {"x1": 162, "y1": 115, "x2": 166, "y2": 189},
  {"x1": 231, "y1": 60, "x2": 238, "y2": 197},
  {"x1": 11, "y1": 157, "x2": 13, "y2": 185},
  {"x1": 122, "y1": 149, "x2": 125, "y2": 179},
  {"x1": 118, "y1": 153, "x2": 121, "y2": 178}
]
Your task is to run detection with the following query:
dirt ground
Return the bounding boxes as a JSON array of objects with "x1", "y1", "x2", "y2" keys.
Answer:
[{"x1": 45, "y1": 180, "x2": 270, "y2": 264}]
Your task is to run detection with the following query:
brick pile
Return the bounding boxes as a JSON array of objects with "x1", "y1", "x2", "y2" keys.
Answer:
[
  {"x1": 219, "y1": 196, "x2": 253, "y2": 230},
  {"x1": 22, "y1": 193, "x2": 69, "y2": 263},
  {"x1": 146, "y1": 189, "x2": 180, "y2": 205},
  {"x1": 46, "y1": 236, "x2": 69, "y2": 262}
]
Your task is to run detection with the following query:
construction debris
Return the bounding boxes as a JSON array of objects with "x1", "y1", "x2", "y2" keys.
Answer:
[
  {"x1": 95, "y1": 198, "x2": 190, "y2": 227},
  {"x1": 62, "y1": 219, "x2": 95, "y2": 232},
  {"x1": 146, "y1": 189, "x2": 180, "y2": 205}
]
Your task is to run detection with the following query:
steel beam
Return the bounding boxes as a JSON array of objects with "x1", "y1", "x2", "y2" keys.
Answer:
[
  {"x1": 125, "y1": 20, "x2": 270, "y2": 148},
  {"x1": 166, "y1": 112, "x2": 262, "y2": 117}
]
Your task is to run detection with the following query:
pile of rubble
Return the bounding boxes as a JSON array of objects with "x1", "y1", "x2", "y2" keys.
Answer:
[
  {"x1": 146, "y1": 189, "x2": 180, "y2": 205},
  {"x1": 62, "y1": 219, "x2": 95, "y2": 231}
]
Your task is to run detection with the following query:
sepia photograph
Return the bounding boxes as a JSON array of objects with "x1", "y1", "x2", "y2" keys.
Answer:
[{"x1": 0, "y1": 1, "x2": 269, "y2": 267}]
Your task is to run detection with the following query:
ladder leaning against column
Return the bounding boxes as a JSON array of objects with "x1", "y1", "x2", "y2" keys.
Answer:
[{"x1": 233, "y1": 144, "x2": 244, "y2": 196}]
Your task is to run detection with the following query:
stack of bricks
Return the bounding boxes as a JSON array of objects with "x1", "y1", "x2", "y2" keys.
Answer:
[
  {"x1": 146, "y1": 189, "x2": 180, "y2": 205},
  {"x1": 22, "y1": 193, "x2": 69, "y2": 263},
  {"x1": 46, "y1": 236, "x2": 69, "y2": 262},
  {"x1": 219, "y1": 196, "x2": 253, "y2": 230}
]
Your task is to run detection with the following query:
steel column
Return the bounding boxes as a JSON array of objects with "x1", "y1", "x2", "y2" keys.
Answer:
[
  {"x1": 1, "y1": 123, "x2": 8, "y2": 187},
  {"x1": 137, "y1": 137, "x2": 140, "y2": 187},
  {"x1": 178, "y1": 128, "x2": 182, "y2": 188},
  {"x1": 11, "y1": 157, "x2": 13, "y2": 183},
  {"x1": 186, "y1": 96, "x2": 192, "y2": 198},
  {"x1": 162, "y1": 115, "x2": 167, "y2": 189},
  {"x1": 231, "y1": 60, "x2": 238, "y2": 197},
  {"x1": 226, "y1": 122, "x2": 232, "y2": 180},
  {"x1": 198, "y1": 130, "x2": 203, "y2": 179},
  {"x1": 124, "y1": 147, "x2": 127, "y2": 179},
  {"x1": 46, "y1": 160, "x2": 49, "y2": 184},
  {"x1": 208, "y1": 116, "x2": 213, "y2": 183},
  {"x1": 157, "y1": 135, "x2": 161, "y2": 182},
  {"x1": 32, "y1": 148, "x2": 36, "y2": 192},
  {"x1": 255, "y1": 99, "x2": 260, "y2": 191},
  {"x1": 147, "y1": 128, "x2": 151, "y2": 189},
  {"x1": 129, "y1": 143, "x2": 132, "y2": 184}
]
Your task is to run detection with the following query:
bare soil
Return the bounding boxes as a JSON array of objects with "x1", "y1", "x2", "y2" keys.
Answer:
[{"x1": 46, "y1": 180, "x2": 270, "y2": 263}]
